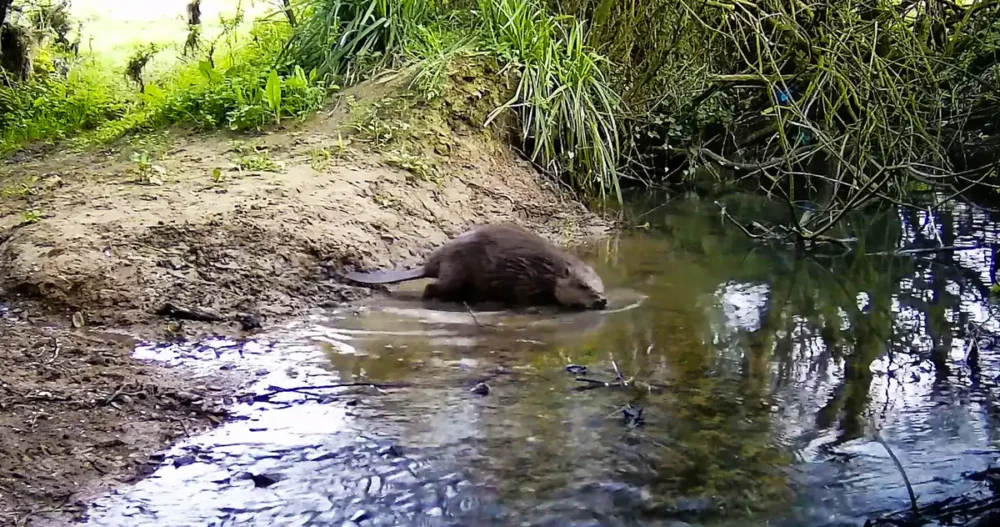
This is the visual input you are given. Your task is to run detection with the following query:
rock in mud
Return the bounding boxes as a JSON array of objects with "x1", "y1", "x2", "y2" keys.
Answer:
[
  {"x1": 237, "y1": 313, "x2": 262, "y2": 331},
  {"x1": 155, "y1": 302, "x2": 226, "y2": 323},
  {"x1": 622, "y1": 404, "x2": 645, "y2": 428},
  {"x1": 377, "y1": 444, "x2": 402, "y2": 458},
  {"x1": 173, "y1": 455, "x2": 196, "y2": 468},
  {"x1": 249, "y1": 472, "x2": 281, "y2": 488}
]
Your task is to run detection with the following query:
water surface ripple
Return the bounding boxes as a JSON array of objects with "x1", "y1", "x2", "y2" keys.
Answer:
[{"x1": 86, "y1": 198, "x2": 1000, "y2": 526}]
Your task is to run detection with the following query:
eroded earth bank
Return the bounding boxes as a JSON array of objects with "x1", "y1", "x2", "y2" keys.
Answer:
[{"x1": 0, "y1": 82, "x2": 609, "y2": 525}]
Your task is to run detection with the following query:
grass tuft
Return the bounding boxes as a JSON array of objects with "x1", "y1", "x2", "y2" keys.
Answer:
[{"x1": 479, "y1": 0, "x2": 621, "y2": 201}]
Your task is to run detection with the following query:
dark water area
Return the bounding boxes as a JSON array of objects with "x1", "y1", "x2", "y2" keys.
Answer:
[{"x1": 85, "y1": 195, "x2": 1000, "y2": 526}]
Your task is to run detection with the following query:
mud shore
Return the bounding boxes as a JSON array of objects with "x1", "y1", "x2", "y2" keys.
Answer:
[{"x1": 0, "y1": 88, "x2": 608, "y2": 525}]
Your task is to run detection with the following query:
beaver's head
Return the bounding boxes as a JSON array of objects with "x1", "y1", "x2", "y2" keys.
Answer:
[{"x1": 554, "y1": 258, "x2": 607, "y2": 310}]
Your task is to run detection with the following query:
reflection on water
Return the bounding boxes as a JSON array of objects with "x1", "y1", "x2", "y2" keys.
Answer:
[{"x1": 87, "y1": 196, "x2": 1000, "y2": 526}]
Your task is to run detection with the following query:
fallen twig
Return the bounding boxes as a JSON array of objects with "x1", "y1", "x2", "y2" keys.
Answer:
[
  {"x1": 463, "y1": 302, "x2": 481, "y2": 327},
  {"x1": 168, "y1": 417, "x2": 191, "y2": 436},
  {"x1": 44, "y1": 338, "x2": 60, "y2": 364},
  {"x1": 576, "y1": 377, "x2": 613, "y2": 387},
  {"x1": 875, "y1": 431, "x2": 920, "y2": 516},
  {"x1": 104, "y1": 382, "x2": 130, "y2": 406},
  {"x1": 574, "y1": 377, "x2": 668, "y2": 392},
  {"x1": 155, "y1": 302, "x2": 226, "y2": 322},
  {"x1": 867, "y1": 493, "x2": 1000, "y2": 526},
  {"x1": 865, "y1": 245, "x2": 981, "y2": 257},
  {"x1": 610, "y1": 356, "x2": 626, "y2": 386},
  {"x1": 250, "y1": 382, "x2": 411, "y2": 401}
]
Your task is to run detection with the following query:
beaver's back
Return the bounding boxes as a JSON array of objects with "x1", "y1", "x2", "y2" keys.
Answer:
[{"x1": 424, "y1": 224, "x2": 571, "y2": 304}]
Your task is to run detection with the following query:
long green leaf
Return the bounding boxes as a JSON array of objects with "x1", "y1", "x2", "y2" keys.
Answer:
[{"x1": 265, "y1": 69, "x2": 282, "y2": 124}]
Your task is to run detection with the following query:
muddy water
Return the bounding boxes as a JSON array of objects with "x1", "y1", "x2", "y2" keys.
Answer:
[{"x1": 85, "y1": 196, "x2": 1000, "y2": 526}]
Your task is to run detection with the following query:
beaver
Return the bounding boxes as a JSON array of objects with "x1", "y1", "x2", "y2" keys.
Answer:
[{"x1": 343, "y1": 224, "x2": 607, "y2": 310}]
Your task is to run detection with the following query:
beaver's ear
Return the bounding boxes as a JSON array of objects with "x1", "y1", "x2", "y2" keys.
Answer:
[{"x1": 563, "y1": 266, "x2": 572, "y2": 277}]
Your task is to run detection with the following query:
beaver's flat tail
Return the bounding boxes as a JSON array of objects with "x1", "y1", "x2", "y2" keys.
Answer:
[{"x1": 343, "y1": 267, "x2": 427, "y2": 285}]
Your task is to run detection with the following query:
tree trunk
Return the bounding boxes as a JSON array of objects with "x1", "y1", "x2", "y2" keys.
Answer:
[
  {"x1": 1, "y1": 0, "x2": 31, "y2": 82},
  {"x1": 0, "y1": 0, "x2": 11, "y2": 28}
]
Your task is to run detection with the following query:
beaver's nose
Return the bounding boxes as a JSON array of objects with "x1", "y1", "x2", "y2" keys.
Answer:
[{"x1": 592, "y1": 298, "x2": 607, "y2": 310}]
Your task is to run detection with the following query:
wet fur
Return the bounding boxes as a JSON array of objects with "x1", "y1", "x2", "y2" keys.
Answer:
[{"x1": 343, "y1": 224, "x2": 606, "y2": 309}]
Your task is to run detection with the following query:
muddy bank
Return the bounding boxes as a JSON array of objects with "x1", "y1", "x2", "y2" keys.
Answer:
[
  {"x1": 0, "y1": 317, "x2": 242, "y2": 526},
  {"x1": 0, "y1": 132, "x2": 607, "y2": 329},
  {"x1": 0, "y1": 86, "x2": 609, "y2": 524}
]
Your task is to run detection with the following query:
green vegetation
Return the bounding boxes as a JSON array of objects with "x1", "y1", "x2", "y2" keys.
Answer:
[
  {"x1": 2, "y1": 0, "x2": 999, "y2": 238},
  {"x1": 0, "y1": 1, "x2": 326, "y2": 154}
]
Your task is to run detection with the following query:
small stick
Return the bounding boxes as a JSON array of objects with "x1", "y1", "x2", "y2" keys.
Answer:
[
  {"x1": 463, "y1": 302, "x2": 481, "y2": 327},
  {"x1": 875, "y1": 432, "x2": 919, "y2": 516},
  {"x1": 252, "y1": 382, "x2": 410, "y2": 400},
  {"x1": 169, "y1": 417, "x2": 191, "y2": 437},
  {"x1": 575, "y1": 377, "x2": 669, "y2": 392},
  {"x1": 104, "y1": 383, "x2": 130, "y2": 406},
  {"x1": 610, "y1": 356, "x2": 626, "y2": 386},
  {"x1": 575, "y1": 377, "x2": 613, "y2": 387},
  {"x1": 865, "y1": 245, "x2": 980, "y2": 257},
  {"x1": 88, "y1": 459, "x2": 108, "y2": 475},
  {"x1": 44, "y1": 338, "x2": 61, "y2": 364}
]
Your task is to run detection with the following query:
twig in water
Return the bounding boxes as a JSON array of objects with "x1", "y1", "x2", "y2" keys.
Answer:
[
  {"x1": 865, "y1": 245, "x2": 981, "y2": 257},
  {"x1": 252, "y1": 382, "x2": 410, "y2": 401},
  {"x1": 463, "y1": 302, "x2": 481, "y2": 327},
  {"x1": 576, "y1": 377, "x2": 613, "y2": 387},
  {"x1": 875, "y1": 431, "x2": 920, "y2": 516},
  {"x1": 610, "y1": 355, "x2": 625, "y2": 386},
  {"x1": 715, "y1": 201, "x2": 766, "y2": 240},
  {"x1": 574, "y1": 377, "x2": 669, "y2": 393}
]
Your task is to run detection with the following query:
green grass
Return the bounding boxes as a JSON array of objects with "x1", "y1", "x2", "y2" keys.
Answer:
[
  {"x1": 283, "y1": 0, "x2": 623, "y2": 201},
  {"x1": 281, "y1": 0, "x2": 436, "y2": 83},
  {"x1": 3, "y1": 0, "x2": 622, "y2": 202},
  {"x1": 478, "y1": 0, "x2": 621, "y2": 201},
  {"x1": 0, "y1": 58, "x2": 131, "y2": 150},
  {"x1": 0, "y1": 11, "x2": 327, "y2": 156}
]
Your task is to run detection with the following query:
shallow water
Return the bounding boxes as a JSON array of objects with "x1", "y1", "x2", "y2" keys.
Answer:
[{"x1": 86, "y1": 196, "x2": 1000, "y2": 526}]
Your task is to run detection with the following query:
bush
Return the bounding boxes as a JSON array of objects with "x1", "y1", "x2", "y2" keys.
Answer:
[
  {"x1": 144, "y1": 22, "x2": 325, "y2": 132},
  {"x1": 0, "y1": 13, "x2": 328, "y2": 154},
  {"x1": 7, "y1": 0, "x2": 998, "y2": 225},
  {"x1": 284, "y1": 0, "x2": 622, "y2": 200},
  {"x1": 477, "y1": 0, "x2": 621, "y2": 201},
  {"x1": 282, "y1": 0, "x2": 437, "y2": 83},
  {"x1": 0, "y1": 59, "x2": 133, "y2": 153}
]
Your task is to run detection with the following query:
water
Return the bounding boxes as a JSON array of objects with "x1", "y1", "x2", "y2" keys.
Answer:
[{"x1": 84, "y1": 195, "x2": 1000, "y2": 526}]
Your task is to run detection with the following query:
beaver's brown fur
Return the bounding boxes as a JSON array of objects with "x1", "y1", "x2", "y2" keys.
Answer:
[{"x1": 343, "y1": 224, "x2": 607, "y2": 310}]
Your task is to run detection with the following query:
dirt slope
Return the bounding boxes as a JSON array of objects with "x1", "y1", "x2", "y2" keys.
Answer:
[{"x1": 0, "y1": 82, "x2": 608, "y2": 524}]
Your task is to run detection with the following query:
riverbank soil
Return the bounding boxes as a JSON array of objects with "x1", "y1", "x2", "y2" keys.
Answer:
[{"x1": 0, "y1": 82, "x2": 608, "y2": 525}]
